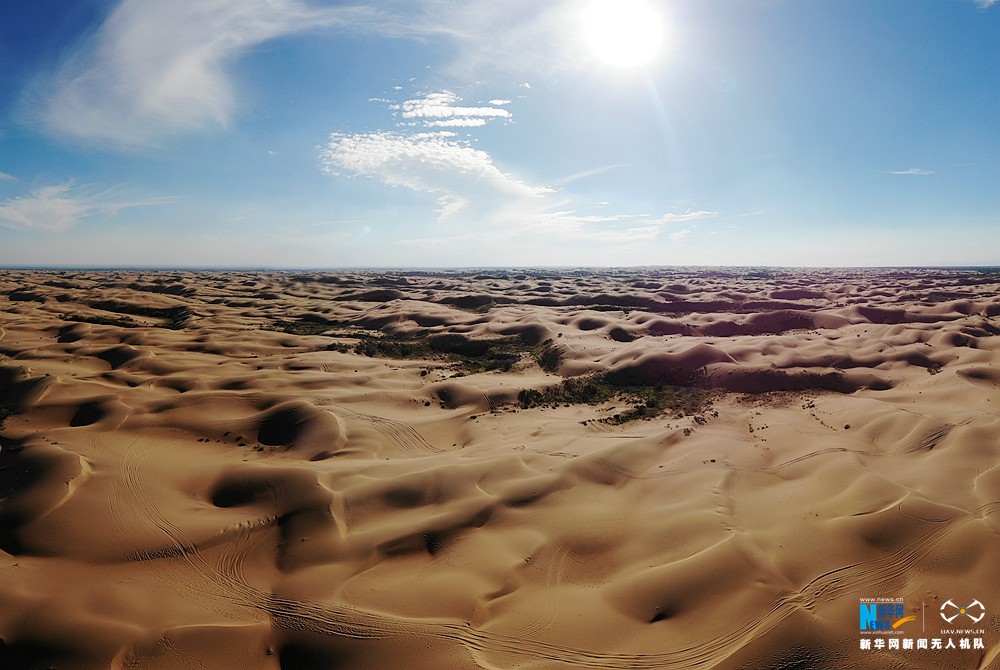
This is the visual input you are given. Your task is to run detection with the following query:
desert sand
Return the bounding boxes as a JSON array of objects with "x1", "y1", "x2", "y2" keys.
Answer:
[{"x1": 1, "y1": 267, "x2": 999, "y2": 669}]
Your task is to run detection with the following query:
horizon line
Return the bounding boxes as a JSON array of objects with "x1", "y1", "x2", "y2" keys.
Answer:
[{"x1": 1, "y1": 264, "x2": 999, "y2": 272}]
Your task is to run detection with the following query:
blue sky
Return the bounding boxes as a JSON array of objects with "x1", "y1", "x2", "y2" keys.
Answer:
[{"x1": 1, "y1": 0, "x2": 998, "y2": 267}]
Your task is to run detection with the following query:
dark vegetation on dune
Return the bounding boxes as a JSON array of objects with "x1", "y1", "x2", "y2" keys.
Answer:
[
  {"x1": 268, "y1": 317, "x2": 714, "y2": 424},
  {"x1": 126, "y1": 282, "x2": 197, "y2": 298},
  {"x1": 270, "y1": 317, "x2": 564, "y2": 375},
  {"x1": 80, "y1": 300, "x2": 191, "y2": 330},
  {"x1": 64, "y1": 313, "x2": 141, "y2": 328},
  {"x1": 267, "y1": 317, "x2": 711, "y2": 424},
  {"x1": 54, "y1": 300, "x2": 192, "y2": 330},
  {"x1": 354, "y1": 334, "x2": 560, "y2": 374},
  {"x1": 517, "y1": 373, "x2": 715, "y2": 425},
  {"x1": 5, "y1": 289, "x2": 47, "y2": 303},
  {"x1": 270, "y1": 318, "x2": 337, "y2": 336}
]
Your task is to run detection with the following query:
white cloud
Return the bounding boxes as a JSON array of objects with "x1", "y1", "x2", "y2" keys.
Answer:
[
  {"x1": 976, "y1": 0, "x2": 998, "y2": 8},
  {"x1": 395, "y1": 91, "x2": 512, "y2": 128},
  {"x1": 320, "y1": 131, "x2": 545, "y2": 201},
  {"x1": 0, "y1": 184, "x2": 179, "y2": 232},
  {"x1": 320, "y1": 128, "x2": 703, "y2": 249},
  {"x1": 669, "y1": 228, "x2": 691, "y2": 241},
  {"x1": 658, "y1": 210, "x2": 719, "y2": 224},
  {"x1": 421, "y1": 118, "x2": 489, "y2": 128},
  {"x1": 37, "y1": 0, "x2": 370, "y2": 147},
  {"x1": 886, "y1": 167, "x2": 934, "y2": 175},
  {"x1": 29, "y1": 1, "x2": 623, "y2": 148},
  {"x1": 0, "y1": 172, "x2": 16, "y2": 181},
  {"x1": 321, "y1": 84, "x2": 712, "y2": 252}
]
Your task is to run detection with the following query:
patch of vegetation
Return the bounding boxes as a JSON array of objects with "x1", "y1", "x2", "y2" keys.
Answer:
[
  {"x1": 79, "y1": 300, "x2": 190, "y2": 330},
  {"x1": 42, "y1": 280, "x2": 77, "y2": 290},
  {"x1": 7, "y1": 289, "x2": 46, "y2": 303},
  {"x1": 444, "y1": 338, "x2": 524, "y2": 374},
  {"x1": 429, "y1": 335, "x2": 567, "y2": 374},
  {"x1": 161, "y1": 308, "x2": 190, "y2": 330},
  {"x1": 354, "y1": 337, "x2": 438, "y2": 361},
  {"x1": 898, "y1": 292, "x2": 972, "y2": 304},
  {"x1": 65, "y1": 307, "x2": 189, "y2": 330},
  {"x1": 348, "y1": 333, "x2": 553, "y2": 374},
  {"x1": 328, "y1": 328, "x2": 540, "y2": 374},
  {"x1": 127, "y1": 282, "x2": 196, "y2": 297},
  {"x1": 66, "y1": 313, "x2": 140, "y2": 328},
  {"x1": 517, "y1": 373, "x2": 714, "y2": 425},
  {"x1": 84, "y1": 299, "x2": 175, "y2": 319},
  {"x1": 582, "y1": 304, "x2": 633, "y2": 313},
  {"x1": 270, "y1": 319, "x2": 563, "y2": 375},
  {"x1": 438, "y1": 295, "x2": 515, "y2": 311},
  {"x1": 517, "y1": 374, "x2": 616, "y2": 409},
  {"x1": 739, "y1": 269, "x2": 776, "y2": 280},
  {"x1": 270, "y1": 319, "x2": 335, "y2": 336},
  {"x1": 602, "y1": 385, "x2": 714, "y2": 425},
  {"x1": 530, "y1": 339, "x2": 564, "y2": 373},
  {"x1": 468, "y1": 303, "x2": 495, "y2": 314}
]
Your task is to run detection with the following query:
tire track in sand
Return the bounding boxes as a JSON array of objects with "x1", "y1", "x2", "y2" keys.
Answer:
[
  {"x1": 105, "y1": 429, "x2": 1000, "y2": 669},
  {"x1": 105, "y1": 433, "x2": 279, "y2": 613},
  {"x1": 331, "y1": 404, "x2": 444, "y2": 456}
]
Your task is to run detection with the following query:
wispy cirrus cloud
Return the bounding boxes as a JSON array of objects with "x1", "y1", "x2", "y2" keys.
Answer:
[
  {"x1": 886, "y1": 167, "x2": 934, "y2": 175},
  {"x1": 975, "y1": 0, "x2": 998, "y2": 9},
  {"x1": 0, "y1": 172, "x2": 16, "y2": 181},
  {"x1": 35, "y1": 0, "x2": 373, "y2": 148},
  {"x1": 0, "y1": 183, "x2": 180, "y2": 232},
  {"x1": 29, "y1": 0, "x2": 598, "y2": 148}
]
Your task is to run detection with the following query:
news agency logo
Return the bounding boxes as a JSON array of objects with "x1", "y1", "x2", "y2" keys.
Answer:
[
  {"x1": 860, "y1": 602, "x2": 916, "y2": 631},
  {"x1": 941, "y1": 600, "x2": 986, "y2": 624}
]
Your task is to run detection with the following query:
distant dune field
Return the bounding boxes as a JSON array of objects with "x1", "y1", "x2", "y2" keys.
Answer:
[{"x1": 1, "y1": 268, "x2": 999, "y2": 669}]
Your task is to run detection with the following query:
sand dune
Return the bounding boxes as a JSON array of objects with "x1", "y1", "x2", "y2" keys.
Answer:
[{"x1": 1, "y1": 267, "x2": 999, "y2": 669}]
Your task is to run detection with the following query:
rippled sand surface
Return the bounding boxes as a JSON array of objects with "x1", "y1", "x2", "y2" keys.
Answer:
[{"x1": 1, "y1": 267, "x2": 999, "y2": 669}]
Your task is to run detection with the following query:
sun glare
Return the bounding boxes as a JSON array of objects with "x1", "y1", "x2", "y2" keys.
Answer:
[{"x1": 582, "y1": 0, "x2": 665, "y2": 68}]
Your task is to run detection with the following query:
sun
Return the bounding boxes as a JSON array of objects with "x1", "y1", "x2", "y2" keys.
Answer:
[{"x1": 582, "y1": 0, "x2": 666, "y2": 68}]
